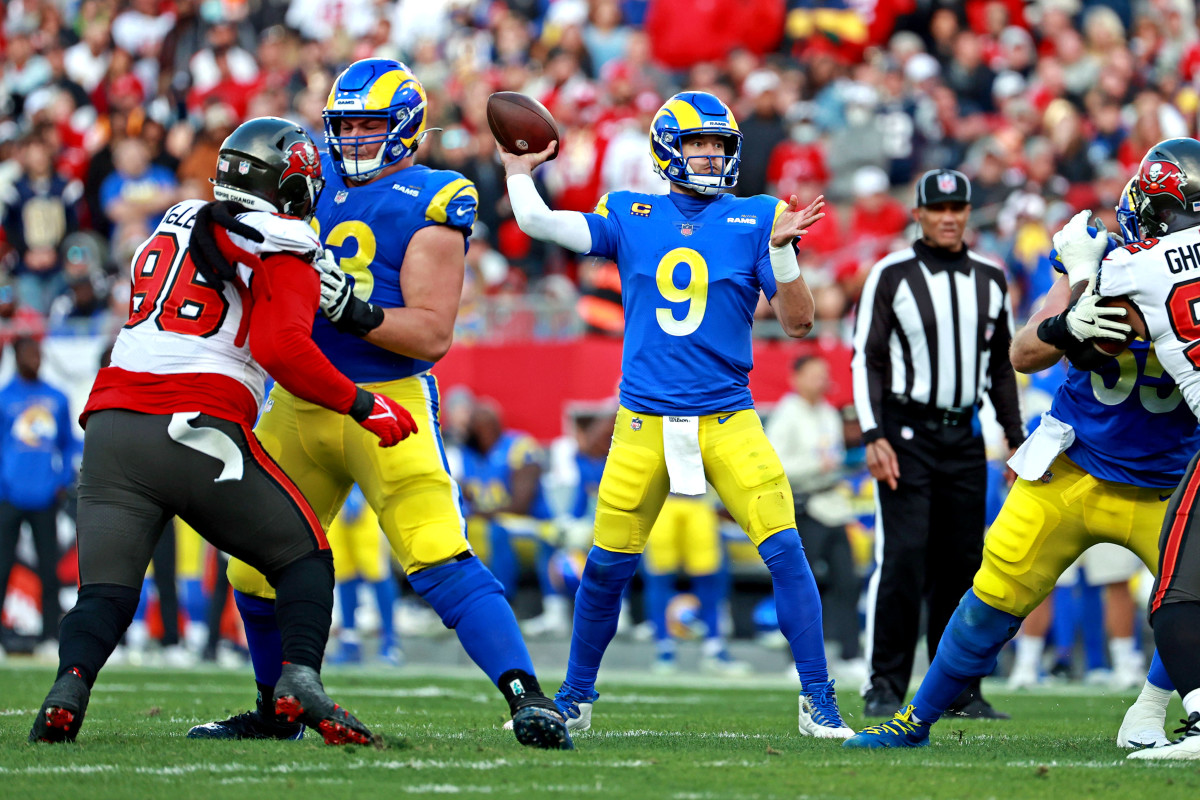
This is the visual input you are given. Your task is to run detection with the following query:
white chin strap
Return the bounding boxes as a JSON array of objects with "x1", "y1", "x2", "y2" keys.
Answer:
[
  {"x1": 342, "y1": 146, "x2": 386, "y2": 180},
  {"x1": 687, "y1": 172, "x2": 725, "y2": 195},
  {"x1": 213, "y1": 185, "x2": 277, "y2": 212}
]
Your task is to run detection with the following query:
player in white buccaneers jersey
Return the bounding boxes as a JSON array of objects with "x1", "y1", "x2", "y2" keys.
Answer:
[
  {"x1": 29, "y1": 117, "x2": 416, "y2": 746},
  {"x1": 1093, "y1": 138, "x2": 1200, "y2": 761}
]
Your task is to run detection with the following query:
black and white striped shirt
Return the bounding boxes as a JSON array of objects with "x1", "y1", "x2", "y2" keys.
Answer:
[{"x1": 851, "y1": 240, "x2": 1025, "y2": 444}]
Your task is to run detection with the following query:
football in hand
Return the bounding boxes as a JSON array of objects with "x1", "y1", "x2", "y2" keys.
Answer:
[
  {"x1": 1066, "y1": 281, "x2": 1139, "y2": 356},
  {"x1": 486, "y1": 92, "x2": 559, "y2": 160},
  {"x1": 1091, "y1": 295, "x2": 1139, "y2": 355}
]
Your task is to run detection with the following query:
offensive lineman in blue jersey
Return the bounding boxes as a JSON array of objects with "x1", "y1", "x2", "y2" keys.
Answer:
[
  {"x1": 191, "y1": 59, "x2": 572, "y2": 750},
  {"x1": 499, "y1": 91, "x2": 853, "y2": 738},
  {"x1": 844, "y1": 184, "x2": 1192, "y2": 748}
]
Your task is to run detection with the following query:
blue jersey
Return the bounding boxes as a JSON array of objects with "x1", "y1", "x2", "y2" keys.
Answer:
[
  {"x1": 583, "y1": 191, "x2": 784, "y2": 415},
  {"x1": 1046, "y1": 231, "x2": 1200, "y2": 487},
  {"x1": 310, "y1": 154, "x2": 477, "y2": 383},
  {"x1": 459, "y1": 431, "x2": 552, "y2": 519},
  {"x1": 1051, "y1": 340, "x2": 1200, "y2": 488}
]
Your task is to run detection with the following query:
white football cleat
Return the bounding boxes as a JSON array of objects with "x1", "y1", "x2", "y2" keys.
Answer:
[
  {"x1": 1128, "y1": 712, "x2": 1200, "y2": 760},
  {"x1": 798, "y1": 680, "x2": 854, "y2": 739},
  {"x1": 1118, "y1": 695, "x2": 1171, "y2": 749},
  {"x1": 554, "y1": 686, "x2": 598, "y2": 733},
  {"x1": 1007, "y1": 662, "x2": 1041, "y2": 690}
]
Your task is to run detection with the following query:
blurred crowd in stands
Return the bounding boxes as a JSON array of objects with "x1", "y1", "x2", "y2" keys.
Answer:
[{"x1": 1, "y1": 0, "x2": 1197, "y2": 345}]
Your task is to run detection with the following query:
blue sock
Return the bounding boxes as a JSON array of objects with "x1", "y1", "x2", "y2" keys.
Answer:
[
  {"x1": 563, "y1": 546, "x2": 641, "y2": 694},
  {"x1": 337, "y1": 577, "x2": 362, "y2": 632},
  {"x1": 1080, "y1": 581, "x2": 1107, "y2": 671},
  {"x1": 692, "y1": 571, "x2": 723, "y2": 640},
  {"x1": 912, "y1": 590, "x2": 1022, "y2": 724},
  {"x1": 234, "y1": 590, "x2": 283, "y2": 688},
  {"x1": 408, "y1": 556, "x2": 534, "y2": 684},
  {"x1": 1148, "y1": 649, "x2": 1177, "y2": 692},
  {"x1": 643, "y1": 571, "x2": 674, "y2": 644},
  {"x1": 372, "y1": 577, "x2": 398, "y2": 650},
  {"x1": 757, "y1": 529, "x2": 827, "y2": 690},
  {"x1": 487, "y1": 522, "x2": 519, "y2": 600}
]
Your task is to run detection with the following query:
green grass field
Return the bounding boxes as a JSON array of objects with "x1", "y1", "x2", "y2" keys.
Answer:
[{"x1": 0, "y1": 662, "x2": 1190, "y2": 799}]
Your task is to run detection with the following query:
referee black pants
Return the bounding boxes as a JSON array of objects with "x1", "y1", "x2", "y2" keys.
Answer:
[{"x1": 867, "y1": 403, "x2": 987, "y2": 702}]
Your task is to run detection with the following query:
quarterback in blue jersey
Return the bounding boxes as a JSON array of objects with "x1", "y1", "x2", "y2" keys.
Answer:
[
  {"x1": 191, "y1": 59, "x2": 572, "y2": 750},
  {"x1": 844, "y1": 186, "x2": 1191, "y2": 749},
  {"x1": 500, "y1": 90, "x2": 852, "y2": 738}
]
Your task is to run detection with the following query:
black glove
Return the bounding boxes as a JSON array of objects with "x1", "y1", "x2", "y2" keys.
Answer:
[
  {"x1": 189, "y1": 201, "x2": 264, "y2": 289},
  {"x1": 315, "y1": 250, "x2": 385, "y2": 337},
  {"x1": 1037, "y1": 313, "x2": 1111, "y2": 371}
]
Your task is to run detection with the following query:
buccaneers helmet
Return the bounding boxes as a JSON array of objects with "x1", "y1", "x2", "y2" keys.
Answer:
[
  {"x1": 212, "y1": 117, "x2": 324, "y2": 219},
  {"x1": 1133, "y1": 137, "x2": 1200, "y2": 238},
  {"x1": 323, "y1": 59, "x2": 428, "y2": 181},
  {"x1": 650, "y1": 91, "x2": 742, "y2": 195}
]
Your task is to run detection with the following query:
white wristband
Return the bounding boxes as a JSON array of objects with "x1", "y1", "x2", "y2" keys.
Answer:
[{"x1": 769, "y1": 242, "x2": 801, "y2": 284}]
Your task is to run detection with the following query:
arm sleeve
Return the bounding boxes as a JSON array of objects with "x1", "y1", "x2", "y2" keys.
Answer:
[
  {"x1": 247, "y1": 253, "x2": 359, "y2": 414},
  {"x1": 851, "y1": 262, "x2": 894, "y2": 442},
  {"x1": 986, "y1": 278, "x2": 1026, "y2": 446},
  {"x1": 506, "y1": 173, "x2": 594, "y2": 253}
]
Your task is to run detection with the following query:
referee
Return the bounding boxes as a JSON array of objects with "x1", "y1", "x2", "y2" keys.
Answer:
[{"x1": 851, "y1": 169, "x2": 1024, "y2": 719}]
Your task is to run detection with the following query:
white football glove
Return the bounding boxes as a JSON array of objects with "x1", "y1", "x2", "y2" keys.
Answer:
[
  {"x1": 1053, "y1": 210, "x2": 1110, "y2": 287},
  {"x1": 1065, "y1": 283, "x2": 1131, "y2": 342},
  {"x1": 315, "y1": 249, "x2": 354, "y2": 322}
]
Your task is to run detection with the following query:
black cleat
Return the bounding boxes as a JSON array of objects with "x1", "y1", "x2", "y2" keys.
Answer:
[
  {"x1": 511, "y1": 696, "x2": 574, "y2": 750},
  {"x1": 273, "y1": 664, "x2": 376, "y2": 746},
  {"x1": 187, "y1": 709, "x2": 304, "y2": 740},
  {"x1": 948, "y1": 688, "x2": 1010, "y2": 720},
  {"x1": 863, "y1": 685, "x2": 902, "y2": 718},
  {"x1": 30, "y1": 668, "x2": 90, "y2": 743}
]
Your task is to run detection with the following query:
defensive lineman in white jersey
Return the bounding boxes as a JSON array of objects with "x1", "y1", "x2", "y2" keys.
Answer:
[{"x1": 1094, "y1": 137, "x2": 1200, "y2": 761}]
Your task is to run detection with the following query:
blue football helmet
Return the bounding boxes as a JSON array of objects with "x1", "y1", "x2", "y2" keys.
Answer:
[
  {"x1": 323, "y1": 59, "x2": 428, "y2": 181},
  {"x1": 1116, "y1": 178, "x2": 1142, "y2": 244},
  {"x1": 650, "y1": 91, "x2": 742, "y2": 195}
]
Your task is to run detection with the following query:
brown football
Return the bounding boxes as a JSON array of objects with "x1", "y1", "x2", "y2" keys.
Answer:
[
  {"x1": 1092, "y1": 295, "x2": 1140, "y2": 356},
  {"x1": 486, "y1": 92, "x2": 559, "y2": 160}
]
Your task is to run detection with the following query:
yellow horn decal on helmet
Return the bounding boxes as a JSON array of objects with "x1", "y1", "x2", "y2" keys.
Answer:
[
  {"x1": 665, "y1": 98, "x2": 703, "y2": 131},
  {"x1": 364, "y1": 69, "x2": 409, "y2": 111}
]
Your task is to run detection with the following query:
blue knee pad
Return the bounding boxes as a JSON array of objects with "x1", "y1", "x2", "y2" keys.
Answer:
[
  {"x1": 409, "y1": 556, "x2": 534, "y2": 683},
  {"x1": 938, "y1": 590, "x2": 1022, "y2": 678},
  {"x1": 408, "y1": 557, "x2": 505, "y2": 626}
]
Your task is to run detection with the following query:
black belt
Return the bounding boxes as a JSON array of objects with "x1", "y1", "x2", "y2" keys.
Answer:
[{"x1": 886, "y1": 394, "x2": 975, "y2": 427}]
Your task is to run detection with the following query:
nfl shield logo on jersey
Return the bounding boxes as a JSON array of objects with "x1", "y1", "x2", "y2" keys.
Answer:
[
  {"x1": 335, "y1": 190, "x2": 348, "y2": 204},
  {"x1": 631, "y1": 417, "x2": 643, "y2": 431},
  {"x1": 681, "y1": 223, "x2": 694, "y2": 237}
]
